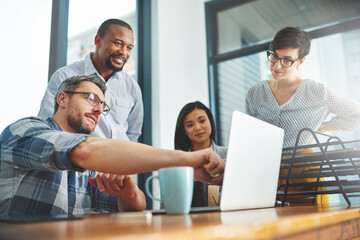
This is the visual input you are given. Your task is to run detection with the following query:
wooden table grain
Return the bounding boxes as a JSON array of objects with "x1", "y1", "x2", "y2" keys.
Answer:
[{"x1": 1, "y1": 205, "x2": 359, "y2": 240}]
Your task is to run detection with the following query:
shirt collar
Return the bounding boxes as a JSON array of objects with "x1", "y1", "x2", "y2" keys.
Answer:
[
  {"x1": 84, "y1": 53, "x2": 98, "y2": 75},
  {"x1": 46, "y1": 117, "x2": 63, "y2": 131},
  {"x1": 210, "y1": 139, "x2": 216, "y2": 148},
  {"x1": 84, "y1": 53, "x2": 122, "y2": 82}
]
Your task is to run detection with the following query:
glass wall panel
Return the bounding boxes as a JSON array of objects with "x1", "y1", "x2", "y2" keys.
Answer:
[
  {"x1": 280, "y1": 29, "x2": 360, "y2": 146},
  {"x1": 217, "y1": 0, "x2": 360, "y2": 54},
  {"x1": 217, "y1": 29, "x2": 360, "y2": 147},
  {"x1": 209, "y1": 0, "x2": 360, "y2": 208},
  {"x1": 67, "y1": 0, "x2": 137, "y2": 79},
  {"x1": 217, "y1": 52, "x2": 263, "y2": 145}
]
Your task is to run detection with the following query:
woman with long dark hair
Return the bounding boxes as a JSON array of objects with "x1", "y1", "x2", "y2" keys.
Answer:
[{"x1": 175, "y1": 101, "x2": 227, "y2": 206}]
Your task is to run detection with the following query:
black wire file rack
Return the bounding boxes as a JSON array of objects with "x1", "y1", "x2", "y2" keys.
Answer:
[{"x1": 277, "y1": 128, "x2": 360, "y2": 206}]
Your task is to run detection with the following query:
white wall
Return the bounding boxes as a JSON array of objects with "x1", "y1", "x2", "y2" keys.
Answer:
[
  {"x1": 0, "y1": 0, "x2": 209, "y2": 148},
  {"x1": 152, "y1": 0, "x2": 209, "y2": 150},
  {"x1": 150, "y1": 0, "x2": 209, "y2": 209},
  {"x1": 0, "y1": 0, "x2": 51, "y2": 132}
]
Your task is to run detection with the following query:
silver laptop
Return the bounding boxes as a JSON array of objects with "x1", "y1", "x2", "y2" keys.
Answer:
[
  {"x1": 219, "y1": 110, "x2": 284, "y2": 211},
  {"x1": 148, "y1": 110, "x2": 284, "y2": 214}
]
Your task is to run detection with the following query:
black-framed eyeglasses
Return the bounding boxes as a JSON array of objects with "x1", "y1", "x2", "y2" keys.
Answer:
[
  {"x1": 266, "y1": 50, "x2": 300, "y2": 68},
  {"x1": 64, "y1": 91, "x2": 110, "y2": 115}
]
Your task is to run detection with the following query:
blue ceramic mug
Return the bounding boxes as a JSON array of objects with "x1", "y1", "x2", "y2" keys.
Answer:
[{"x1": 145, "y1": 166, "x2": 194, "y2": 214}]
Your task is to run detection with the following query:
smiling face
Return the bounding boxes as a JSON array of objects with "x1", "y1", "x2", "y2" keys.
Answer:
[
  {"x1": 270, "y1": 48, "x2": 304, "y2": 81},
  {"x1": 65, "y1": 81, "x2": 105, "y2": 134},
  {"x1": 183, "y1": 108, "x2": 212, "y2": 149},
  {"x1": 95, "y1": 24, "x2": 134, "y2": 73}
]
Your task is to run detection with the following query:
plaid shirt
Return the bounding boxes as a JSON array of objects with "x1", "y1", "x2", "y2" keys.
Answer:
[{"x1": 0, "y1": 117, "x2": 118, "y2": 216}]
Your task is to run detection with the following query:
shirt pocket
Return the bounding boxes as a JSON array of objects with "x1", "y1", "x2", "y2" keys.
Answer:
[{"x1": 113, "y1": 98, "x2": 134, "y2": 125}]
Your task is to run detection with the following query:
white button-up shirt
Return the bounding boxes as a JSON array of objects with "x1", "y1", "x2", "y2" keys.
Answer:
[{"x1": 38, "y1": 53, "x2": 143, "y2": 142}]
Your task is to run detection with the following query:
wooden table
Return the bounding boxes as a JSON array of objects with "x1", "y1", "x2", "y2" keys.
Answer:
[{"x1": 1, "y1": 205, "x2": 360, "y2": 240}]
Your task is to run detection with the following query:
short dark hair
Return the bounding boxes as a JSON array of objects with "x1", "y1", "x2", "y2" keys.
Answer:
[
  {"x1": 54, "y1": 75, "x2": 106, "y2": 114},
  {"x1": 269, "y1": 26, "x2": 312, "y2": 59},
  {"x1": 97, "y1": 18, "x2": 133, "y2": 37},
  {"x1": 174, "y1": 101, "x2": 216, "y2": 151}
]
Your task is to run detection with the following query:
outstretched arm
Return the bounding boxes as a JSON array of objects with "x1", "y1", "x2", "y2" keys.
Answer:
[{"x1": 69, "y1": 138, "x2": 225, "y2": 184}]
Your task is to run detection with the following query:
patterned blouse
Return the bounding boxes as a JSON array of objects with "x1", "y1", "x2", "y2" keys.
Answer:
[{"x1": 246, "y1": 79, "x2": 360, "y2": 148}]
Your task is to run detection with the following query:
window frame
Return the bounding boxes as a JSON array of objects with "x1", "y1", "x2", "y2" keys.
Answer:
[
  {"x1": 205, "y1": 0, "x2": 360, "y2": 145},
  {"x1": 49, "y1": 0, "x2": 153, "y2": 209}
]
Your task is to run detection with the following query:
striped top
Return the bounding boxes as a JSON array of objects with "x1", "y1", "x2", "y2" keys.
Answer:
[{"x1": 246, "y1": 79, "x2": 360, "y2": 148}]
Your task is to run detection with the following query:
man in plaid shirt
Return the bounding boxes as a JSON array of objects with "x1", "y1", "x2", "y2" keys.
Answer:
[{"x1": 0, "y1": 75, "x2": 224, "y2": 216}]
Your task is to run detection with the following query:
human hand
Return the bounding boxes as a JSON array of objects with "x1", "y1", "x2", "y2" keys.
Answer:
[
  {"x1": 317, "y1": 121, "x2": 339, "y2": 133},
  {"x1": 89, "y1": 172, "x2": 146, "y2": 211},
  {"x1": 190, "y1": 149, "x2": 225, "y2": 185},
  {"x1": 88, "y1": 172, "x2": 138, "y2": 198}
]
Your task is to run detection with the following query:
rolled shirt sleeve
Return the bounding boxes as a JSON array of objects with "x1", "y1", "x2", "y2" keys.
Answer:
[{"x1": 326, "y1": 87, "x2": 360, "y2": 130}]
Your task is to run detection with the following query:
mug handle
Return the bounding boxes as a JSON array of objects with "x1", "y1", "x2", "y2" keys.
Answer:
[{"x1": 145, "y1": 175, "x2": 162, "y2": 202}]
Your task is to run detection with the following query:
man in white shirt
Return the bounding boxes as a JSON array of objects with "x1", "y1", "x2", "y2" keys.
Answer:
[{"x1": 38, "y1": 19, "x2": 143, "y2": 142}]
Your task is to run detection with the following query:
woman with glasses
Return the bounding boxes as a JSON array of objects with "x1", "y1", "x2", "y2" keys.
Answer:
[{"x1": 246, "y1": 26, "x2": 360, "y2": 205}]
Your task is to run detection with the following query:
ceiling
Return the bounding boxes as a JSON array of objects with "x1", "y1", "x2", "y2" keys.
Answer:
[{"x1": 217, "y1": 0, "x2": 360, "y2": 49}]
